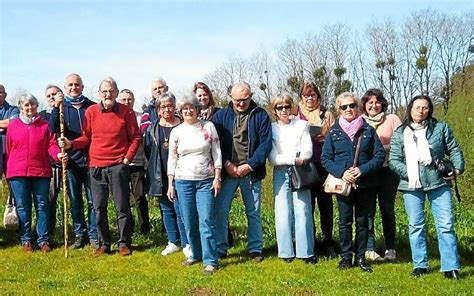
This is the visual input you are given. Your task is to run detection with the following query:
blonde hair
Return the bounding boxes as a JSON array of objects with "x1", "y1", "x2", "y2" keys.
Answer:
[{"x1": 270, "y1": 93, "x2": 294, "y2": 117}]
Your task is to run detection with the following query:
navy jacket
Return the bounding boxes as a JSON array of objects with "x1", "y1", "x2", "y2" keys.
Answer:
[
  {"x1": 49, "y1": 97, "x2": 96, "y2": 167},
  {"x1": 321, "y1": 120, "x2": 384, "y2": 188},
  {"x1": 212, "y1": 100, "x2": 272, "y2": 181}
]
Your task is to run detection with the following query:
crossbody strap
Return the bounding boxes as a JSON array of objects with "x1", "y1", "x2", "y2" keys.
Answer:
[{"x1": 352, "y1": 133, "x2": 363, "y2": 168}]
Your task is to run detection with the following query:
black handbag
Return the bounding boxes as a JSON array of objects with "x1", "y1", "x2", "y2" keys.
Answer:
[{"x1": 288, "y1": 153, "x2": 321, "y2": 192}]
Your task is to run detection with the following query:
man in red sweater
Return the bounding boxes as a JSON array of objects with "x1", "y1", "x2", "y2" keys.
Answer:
[{"x1": 60, "y1": 77, "x2": 141, "y2": 256}]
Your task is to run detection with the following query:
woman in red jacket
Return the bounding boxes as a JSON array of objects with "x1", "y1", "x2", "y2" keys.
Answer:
[{"x1": 6, "y1": 92, "x2": 65, "y2": 253}]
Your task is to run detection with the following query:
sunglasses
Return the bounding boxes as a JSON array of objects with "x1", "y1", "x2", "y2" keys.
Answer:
[
  {"x1": 275, "y1": 104, "x2": 291, "y2": 111},
  {"x1": 340, "y1": 103, "x2": 357, "y2": 111}
]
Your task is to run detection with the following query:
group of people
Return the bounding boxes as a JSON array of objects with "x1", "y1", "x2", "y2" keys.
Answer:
[{"x1": 0, "y1": 75, "x2": 464, "y2": 279}]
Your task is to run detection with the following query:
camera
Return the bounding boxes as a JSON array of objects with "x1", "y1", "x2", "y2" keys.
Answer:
[{"x1": 433, "y1": 159, "x2": 455, "y2": 178}]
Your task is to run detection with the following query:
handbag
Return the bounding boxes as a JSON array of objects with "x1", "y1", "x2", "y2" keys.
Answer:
[
  {"x1": 324, "y1": 135, "x2": 362, "y2": 197},
  {"x1": 288, "y1": 152, "x2": 320, "y2": 192},
  {"x1": 3, "y1": 195, "x2": 19, "y2": 230}
]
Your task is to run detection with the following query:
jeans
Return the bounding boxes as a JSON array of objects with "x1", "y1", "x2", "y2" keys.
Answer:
[
  {"x1": 403, "y1": 186, "x2": 460, "y2": 271},
  {"x1": 337, "y1": 187, "x2": 372, "y2": 259},
  {"x1": 215, "y1": 175, "x2": 263, "y2": 255},
  {"x1": 89, "y1": 164, "x2": 133, "y2": 247},
  {"x1": 175, "y1": 178, "x2": 218, "y2": 266},
  {"x1": 273, "y1": 168, "x2": 314, "y2": 258},
  {"x1": 367, "y1": 167, "x2": 398, "y2": 251},
  {"x1": 159, "y1": 193, "x2": 188, "y2": 247},
  {"x1": 310, "y1": 166, "x2": 335, "y2": 248},
  {"x1": 67, "y1": 165, "x2": 97, "y2": 240},
  {"x1": 10, "y1": 177, "x2": 50, "y2": 245}
]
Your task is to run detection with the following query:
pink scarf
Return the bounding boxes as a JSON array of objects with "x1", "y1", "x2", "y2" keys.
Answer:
[{"x1": 339, "y1": 114, "x2": 364, "y2": 141}]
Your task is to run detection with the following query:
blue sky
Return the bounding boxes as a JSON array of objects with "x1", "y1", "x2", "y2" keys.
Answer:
[{"x1": 1, "y1": 0, "x2": 471, "y2": 109}]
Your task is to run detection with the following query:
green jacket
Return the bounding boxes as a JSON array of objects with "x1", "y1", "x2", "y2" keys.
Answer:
[{"x1": 389, "y1": 120, "x2": 464, "y2": 192}]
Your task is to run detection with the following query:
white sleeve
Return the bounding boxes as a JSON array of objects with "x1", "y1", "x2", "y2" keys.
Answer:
[
  {"x1": 167, "y1": 128, "x2": 179, "y2": 176},
  {"x1": 299, "y1": 121, "x2": 313, "y2": 161},
  {"x1": 208, "y1": 122, "x2": 222, "y2": 169}
]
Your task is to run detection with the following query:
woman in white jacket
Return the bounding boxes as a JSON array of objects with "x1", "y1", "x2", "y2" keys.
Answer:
[{"x1": 268, "y1": 94, "x2": 316, "y2": 264}]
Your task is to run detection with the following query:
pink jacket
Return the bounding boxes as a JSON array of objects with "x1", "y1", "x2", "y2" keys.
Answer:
[{"x1": 6, "y1": 116, "x2": 60, "y2": 179}]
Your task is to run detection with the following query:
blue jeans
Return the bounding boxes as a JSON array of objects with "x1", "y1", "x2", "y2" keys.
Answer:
[
  {"x1": 159, "y1": 193, "x2": 187, "y2": 247},
  {"x1": 215, "y1": 175, "x2": 263, "y2": 255},
  {"x1": 10, "y1": 177, "x2": 50, "y2": 245},
  {"x1": 175, "y1": 178, "x2": 218, "y2": 266},
  {"x1": 67, "y1": 166, "x2": 97, "y2": 240},
  {"x1": 273, "y1": 168, "x2": 314, "y2": 258},
  {"x1": 403, "y1": 186, "x2": 460, "y2": 271}
]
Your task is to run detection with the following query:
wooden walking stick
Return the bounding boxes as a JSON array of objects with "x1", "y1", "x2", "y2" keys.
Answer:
[{"x1": 59, "y1": 99, "x2": 69, "y2": 258}]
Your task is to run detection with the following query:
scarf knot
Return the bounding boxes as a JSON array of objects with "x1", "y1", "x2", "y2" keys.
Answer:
[{"x1": 65, "y1": 94, "x2": 85, "y2": 106}]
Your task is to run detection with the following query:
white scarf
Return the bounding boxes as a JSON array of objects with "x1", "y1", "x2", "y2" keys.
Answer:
[{"x1": 403, "y1": 123, "x2": 432, "y2": 189}]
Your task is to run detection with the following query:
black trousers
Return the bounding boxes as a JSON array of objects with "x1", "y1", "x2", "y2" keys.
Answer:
[
  {"x1": 337, "y1": 187, "x2": 373, "y2": 259},
  {"x1": 89, "y1": 163, "x2": 133, "y2": 247},
  {"x1": 129, "y1": 166, "x2": 150, "y2": 233},
  {"x1": 310, "y1": 167, "x2": 335, "y2": 248}
]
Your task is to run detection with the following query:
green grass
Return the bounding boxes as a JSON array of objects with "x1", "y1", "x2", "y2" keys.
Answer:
[{"x1": 0, "y1": 190, "x2": 473, "y2": 295}]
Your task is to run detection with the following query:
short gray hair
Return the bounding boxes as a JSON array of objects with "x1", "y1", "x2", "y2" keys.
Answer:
[
  {"x1": 156, "y1": 92, "x2": 176, "y2": 107},
  {"x1": 231, "y1": 81, "x2": 252, "y2": 94},
  {"x1": 45, "y1": 84, "x2": 62, "y2": 93},
  {"x1": 99, "y1": 77, "x2": 118, "y2": 91},
  {"x1": 176, "y1": 93, "x2": 201, "y2": 114},
  {"x1": 17, "y1": 91, "x2": 39, "y2": 107},
  {"x1": 151, "y1": 77, "x2": 167, "y2": 86}
]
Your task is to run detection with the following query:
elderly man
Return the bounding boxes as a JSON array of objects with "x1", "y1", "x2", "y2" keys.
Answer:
[
  {"x1": 0, "y1": 84, "x2": 19, "y2": 194},
  {"x1": 49, "y1": 74, "x2": 98, "y2": 249},
  {"x1": 61, "y1": 77, "x2": 141, "y2": 256},
  {"x1": 117, "y1": 89, "x2": 150, "y2": 235},
  {"x1": 140, "y1": 77, "x2": 168, "y2": 132},
  {"x1": 212, "y1": 82, "x2": 272, "y2": 262},
  {"x1": 39, "y1": 85, "x2": 64, "y2": 236}
]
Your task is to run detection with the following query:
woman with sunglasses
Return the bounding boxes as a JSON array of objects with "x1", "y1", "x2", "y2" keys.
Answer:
[
  {"x1": 268, "y1": 94, "x2": 317, "y2": 264},
  {"x1": 321, "y1": 92, "x2": 384, "y2": 272},
  {"x1": 297, "y1": 82, "x2": 336, "y2": 258}
]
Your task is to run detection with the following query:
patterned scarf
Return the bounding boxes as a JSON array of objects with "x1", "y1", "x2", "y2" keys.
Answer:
[
  {"x1": 298, "y1": 101, "x2": 322, "y2": 126},
  {"x1": 65, "y1": 94, "x2": 85, "y2": 106},
  {"x1": 199, "y1": 105, "x2": 215, "y2": 121},
  {"x1": 339, "y1": 114, "x2": 364, "y2": 141},
  {"x1": 362, "y1": 112, "x2": 385, "y2": 130}
]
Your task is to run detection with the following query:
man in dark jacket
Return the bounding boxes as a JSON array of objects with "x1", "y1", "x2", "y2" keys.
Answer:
[
  {"x1": 49, "y1": 73, "x2": 98, "y2": 249},
  {"x1": 212, "y1": 82, "x2": 272, "y2": 262}
]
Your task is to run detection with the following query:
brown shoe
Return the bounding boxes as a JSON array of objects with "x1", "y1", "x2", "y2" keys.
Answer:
[
  {"x1": 22, "y1": 241, "x2": 33, "y2": 253},
  {"x1": 40, "y1": 242, "x2": 51, "y2": 253},
  {"x1": 92, "y1": 245, "x2": 109, "y2": 257},
  {"x1": 118, "y1": 246, "x2": 131, "y2": 256}
]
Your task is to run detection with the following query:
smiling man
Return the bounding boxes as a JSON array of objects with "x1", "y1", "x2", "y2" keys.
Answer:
[
  {"x1": 61, "y1": 77, "x2": 141, "y2": 256},
  {"x1": 211, "y1": 82, "x2": 272, "y2": 262}
]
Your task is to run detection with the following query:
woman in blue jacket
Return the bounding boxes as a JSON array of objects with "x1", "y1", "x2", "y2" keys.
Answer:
[
  {"x1": 321, "y1": 92, "x2": 384, "y2": 273},
  {"x1": 389, "y1": 95, "x2": 464, "y2": 280}
]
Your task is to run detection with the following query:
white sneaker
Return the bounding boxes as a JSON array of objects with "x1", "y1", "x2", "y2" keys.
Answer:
[
  {"x1": 365, "y1": 250, "x2": 384, "y2": 261},
  {"x1": 182, "y1": 244, "x2": 193, "y2": 259},
  {"x1": 161, "y1": 242, "x2": 180, "y2": 256},
  {"x1": 384, "y1": 249, "x2": 397, "y2": 260}
]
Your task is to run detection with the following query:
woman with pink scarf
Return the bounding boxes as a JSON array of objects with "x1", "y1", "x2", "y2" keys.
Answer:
[{"x1": 321, "y1": 92, "x2": 384, "y2": 273}]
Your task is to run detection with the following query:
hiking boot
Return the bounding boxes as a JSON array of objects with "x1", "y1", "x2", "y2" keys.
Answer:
[
  {"x1": 92, "y1": 245, "x2": 110, "y2": 257},
  {"x1": 161, "y1": 242, "x2": 180, "y2": 256},
  {"x1": 384, "y1": 249, "x2": 397, "y2": 261},
  {"x1": 71, "y1": 236, "x2": 86, "y2": 249},
  {"x1": 40, "y1": 242, "x2": 51, "y2": 253},
  {"x1": 22, "y1": 241, "x2": 33, "y2": 253},
  {"x1": 250, "y1": 252, "x2": 264, "y2": 263},
  {"x1": 182, "y1": 244, "x2": 193, "y2": 259},
  {"x1": 118, "y1": 246, "x2": 131, "y2": 256},
  {"x1": 365, "y1": 250, "x2": 384, "y2": 262},
  {"x1": 90, "y1": 239, "x2": 100, "y2": 250}
]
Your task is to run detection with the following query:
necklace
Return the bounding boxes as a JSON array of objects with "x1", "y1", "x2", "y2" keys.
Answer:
[{"x1": 161, "y1": 125, "x2": 172, "y2": 150}]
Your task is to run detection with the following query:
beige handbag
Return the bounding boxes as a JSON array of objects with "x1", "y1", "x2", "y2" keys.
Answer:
[
  {"x1": 3, "y1": 195, "x2": 19, "y2": 230},
  {"x1": 324, "y1": 135, "x2": 362, "y2": 197}
]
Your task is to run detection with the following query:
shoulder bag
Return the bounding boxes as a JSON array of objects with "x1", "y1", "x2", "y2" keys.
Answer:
[
  {"x1": 3, "y1": 195, "x2": 19, "y2": 230},
  {"x1": 324, "y1": 135, "x2": 362, "y2": 197},
  {"x1": 288, "y1": 152, "x2": 321, "y2": 192}
]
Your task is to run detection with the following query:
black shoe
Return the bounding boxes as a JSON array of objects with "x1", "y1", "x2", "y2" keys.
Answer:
[
  {"x1": 282, "y1": 257, "x2": 294, "y2": 263},
  {"x1": 356, "y1": 257, "x2": 373, "y2": 273},
  {"x1": 140, "y1": 224, "x2": 150, "y2": 235},
  {"x1": 411, "y1": 268, "x2": 429, "y2": 278},
  {"x1": 444, "y1": 270, "x2": 460, "y2": 280},
  {"x1": 326, "y1": 246, "x2": 337, "y2": 259},
  {"x1": 303, "y1": 256, "x2": 318, "y2": 265},
  {"x1": 338, "y1": 257, "x2": 352, "y2": 270},
  {"x1": 249, "y1": 252, "x2": 264, "y2": 263},
  {"x1": 70, "y1": 236, "x2": 86, "y2": 249}
]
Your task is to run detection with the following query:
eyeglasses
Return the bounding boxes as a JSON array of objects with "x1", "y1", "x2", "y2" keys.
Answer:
[
  {"x1": 160, "y1": 104, "x2": 174, "y2": 110},
  {"x1": 100, "y1": 89, "x2": 116, "y2": 95},
  {"x1": 232, "y1": 97, "x2": 251, "y2": 104},
  {"x1": 340, "y1": 103, "x2": 358, "y2": 111},
  {"x1": 303, "y1": 94, "x2": 317, "y2": 99},
  {"x1": 275, "y1": 105, "x2": 291, "y2": 111}
]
